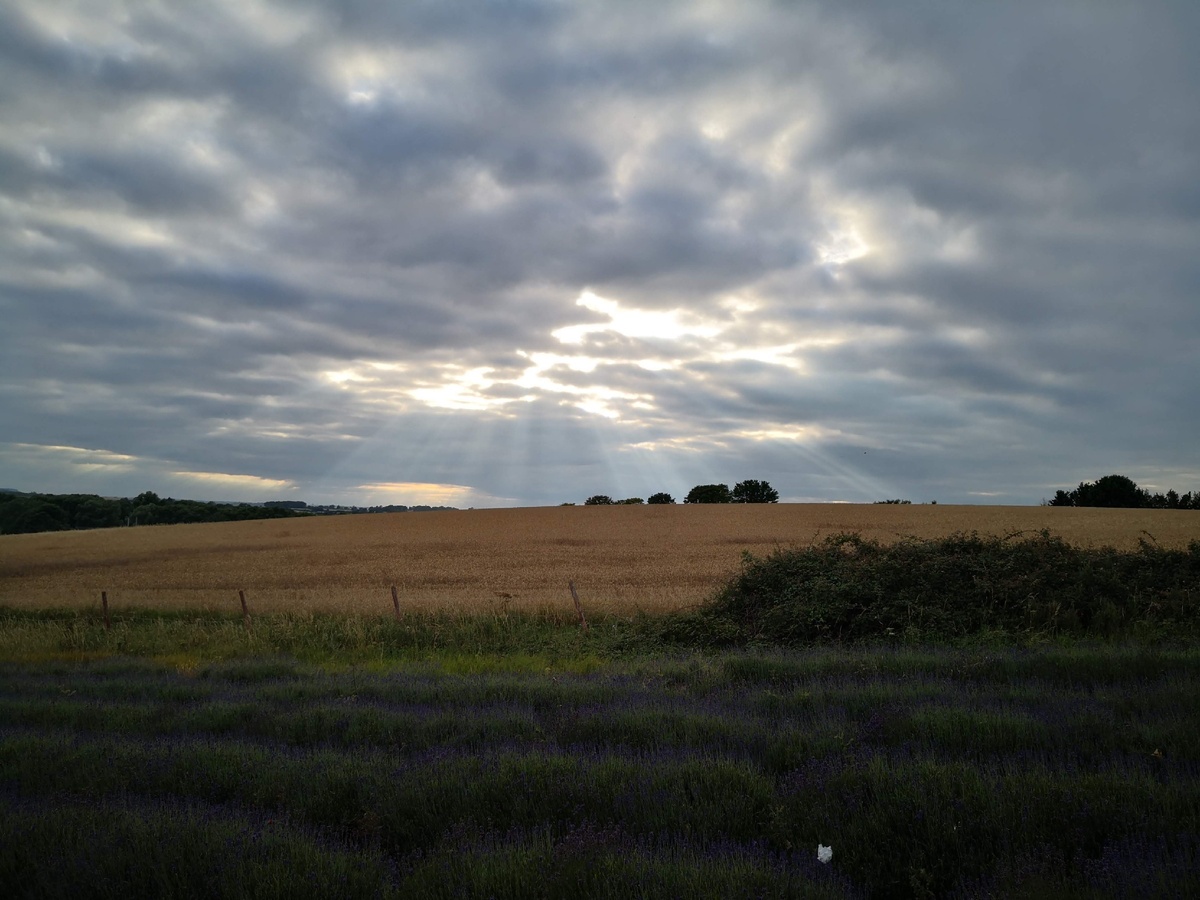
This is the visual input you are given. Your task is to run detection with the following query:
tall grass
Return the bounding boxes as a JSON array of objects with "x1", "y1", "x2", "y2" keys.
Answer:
[{"x1": 0, "y1": 607, "x2": 656, "y2": 671}]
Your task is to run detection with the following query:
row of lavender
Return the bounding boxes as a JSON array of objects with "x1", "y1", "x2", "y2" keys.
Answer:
[{"x1": 2, "y1": 649, "x2": 1198, "y2": 897}]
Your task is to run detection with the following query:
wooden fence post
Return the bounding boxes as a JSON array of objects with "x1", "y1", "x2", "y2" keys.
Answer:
[
  {"x1": 568, "y1": 580, "x2": 589, "y2": 632},
  {"x1": 101, "y1": 591, "x2": 110, "y2": 632},
  {"x1": 239, "y1": 590, "x2": 251, "y2": 629},
  {"x1": 391, "y1": 585, "x2": 401, "y2": 621}
]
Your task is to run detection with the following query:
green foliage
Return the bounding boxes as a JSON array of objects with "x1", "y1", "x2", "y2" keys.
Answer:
[
  {"x1": 0, "y1": 491, "x2": 300, "y2": 535},
  {"x1": 0, "y1": 608, "x2": 660, "y2": 667},
  {"x1": 619, "y1": 497, "x2": 644, "y2": 505},
  {"x1": 0, "y1": 497, "x2": 70, "y2": 534},
  {"x1": 1049, "y1": 473, "x2": 1200, "y2": 509},
  {"x1": 732, "y1": 480, "x2": 779, "y2": 504},
  {"x1": 663, "y1": 531, "x2": 1200, "y2": 647},
  {"x1": 685, "y1": 484, "x2": 733, "y2": 504},
  {"x1": 647, "y1": 492, "x2": 676, "y2": 504},
  {"x1": 584, "y1": 495, "x2": 615, "y2": 506},
  {"x1": 1078, "y1": 474, "x2": 1150, "y2": 508},
  {"x1": 874, "y1": 498, "x2": 912, "y2": 505}
]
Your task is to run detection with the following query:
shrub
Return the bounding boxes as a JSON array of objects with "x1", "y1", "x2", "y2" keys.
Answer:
[{"x1": 662, "y1": 531, "x2": 1200, "y2": 647}]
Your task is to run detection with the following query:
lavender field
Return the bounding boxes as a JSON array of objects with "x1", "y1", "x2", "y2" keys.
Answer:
[{"x1": 2, "y1": 646, "x2": 1199, "y2": 898}]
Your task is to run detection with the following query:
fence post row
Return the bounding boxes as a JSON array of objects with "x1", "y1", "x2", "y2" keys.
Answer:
[{"x1": 95, "y1": 584, "x2": 593, "y2": 632}]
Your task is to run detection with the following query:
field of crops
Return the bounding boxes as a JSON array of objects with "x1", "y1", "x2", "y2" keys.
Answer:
[{"x1": 2, "y1": 504, "x2": 1197, "y2": 616}]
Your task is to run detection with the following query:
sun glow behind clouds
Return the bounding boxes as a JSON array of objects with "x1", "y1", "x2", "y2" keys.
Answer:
[
  {"x1": 409, "y1": 367, "x2": 513, "y2": 412},
  {"x1": 173, "y1": 471, "x2": 294, "y2": 491},
  {"x1": 816, "y1": 225, "x2": 869, "y2": 267},
  {"x1": 353, "y1": 481, "x2": 478, "y2": 506},
  {"x1": 380, "y1": 284, "x2": 849, "y2": 424},
  {"x1": 400, "y1": 290, "x2": 716, "y2": 418},
  {"x1": 552, "y1": 291, "x2": 720, "y2": 345},
  {"x1": 333, "y1": 285, "x2": 845, "y2": 427},
  {"x1": 8, "y1": 443, "x2": 138, "y2": 472}
]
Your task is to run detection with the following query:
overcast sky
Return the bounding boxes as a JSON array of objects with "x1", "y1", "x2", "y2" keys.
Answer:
[{"x1": 2, "y1": 1, "x2": 1197, "y2": 508}]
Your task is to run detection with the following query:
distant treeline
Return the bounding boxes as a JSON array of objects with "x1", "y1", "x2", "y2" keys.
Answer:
[
  {"x1": 1047, "y1": 474, "x2": 1200, "y2": 510},
  {"x1": 0, "y1": 491, "x2": 301, "y2": 535},
  {"x1": 0, "y1": 491, "x2": 460, "y2": 535}
]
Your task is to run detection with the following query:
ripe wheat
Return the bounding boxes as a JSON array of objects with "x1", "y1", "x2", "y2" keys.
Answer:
[{"x1": 1, "y1": 504, "x2": 1196, "y2": 616}]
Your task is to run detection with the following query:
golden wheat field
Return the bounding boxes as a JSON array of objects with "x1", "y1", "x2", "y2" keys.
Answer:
[{"x1": 1, "y1": 504, "x2": 1197, "y2": 617}]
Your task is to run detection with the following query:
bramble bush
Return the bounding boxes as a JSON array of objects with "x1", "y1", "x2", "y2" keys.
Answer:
[{"x1": 662, "y1": 531, "x2": 1200, "y2": 646}]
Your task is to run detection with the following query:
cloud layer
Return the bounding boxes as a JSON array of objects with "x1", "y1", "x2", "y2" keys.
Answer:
[{"x1": 3, "y1": 0, "x2": 1198, "y2": 506}]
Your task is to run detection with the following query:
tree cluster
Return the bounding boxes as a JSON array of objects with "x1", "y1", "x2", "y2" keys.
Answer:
[
  {"x1": 583, "y1": 481, "x2": 779, "y2": 506},
  {"x1": 691, "y1": 482, "x2": 782, "y2": 504},
  {"x1": 685, "y1": 480, "x2": 780, "y2": 504},
  {"x1": 1046, "y1": 474, "x2": 1200, "y2": 510}
]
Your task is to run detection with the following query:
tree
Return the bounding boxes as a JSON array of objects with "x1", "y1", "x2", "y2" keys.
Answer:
[
  {"x1": 1047, "y1": 490, "x2": 1074, "y2": 507},
  {"x1": 1072, "y1": 474, "x2": 1150, "y2": 509},
  {"x1": 647, "y1": 492, "x2": 675, "y2": 504},
  {"x1": 0, "y1": 497, "x2": 69, "y2": 535},
  {"x1": 619, "y1": 497, "x2": 644, "y2": 505},
  {"x1": 732, "y1": 480, "x2": 779, "y2": 504},
  {"x1": 685, "y1": 484, "x2": 732, "y2": 504},
  {"x1": 73, "y1": 496, "x2": 121, "y2": 530},
  {"x1": 584, "y1": 495, "x2": 614, "y2": 506}
]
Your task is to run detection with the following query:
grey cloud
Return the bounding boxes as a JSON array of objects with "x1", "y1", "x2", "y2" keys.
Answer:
[
  {"x1": 328, "y1": 0, "x2": 567, "y2": 43},
  {"x1": 492, "y1": 139, "x2": 608, "y2": 187},
  {"x1": 48, "y1": 150, "x2": 235, "y2": 215}
]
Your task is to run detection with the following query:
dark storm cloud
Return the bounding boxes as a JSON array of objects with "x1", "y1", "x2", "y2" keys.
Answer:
[
  {"x1": 47, "y1": 150, "x2": 235, "y2": 215},
  {"x1": 2, "y1": 0, "x2": 1198, "y2": 506}
]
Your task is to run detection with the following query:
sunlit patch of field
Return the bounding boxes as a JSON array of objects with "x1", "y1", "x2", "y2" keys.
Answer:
[{"x1": 0, "y1": 504, "x2": 1196, "y2": 616}]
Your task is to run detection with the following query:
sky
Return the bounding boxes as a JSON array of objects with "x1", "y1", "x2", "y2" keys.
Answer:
[{"x1": 2, "y1": 1, "x2": 1198, "y2": 508}]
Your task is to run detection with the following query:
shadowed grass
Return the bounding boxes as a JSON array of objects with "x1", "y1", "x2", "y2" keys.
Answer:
[
  {"x1": 0, "y1": 793, "x2": 399, "y2": 899},
  {"x1": 0, "y1": 606, "x2": 657, "y2": 671},
  {"x1": 2, "y1": 647, "x2": 1199, "y2": 898}
]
